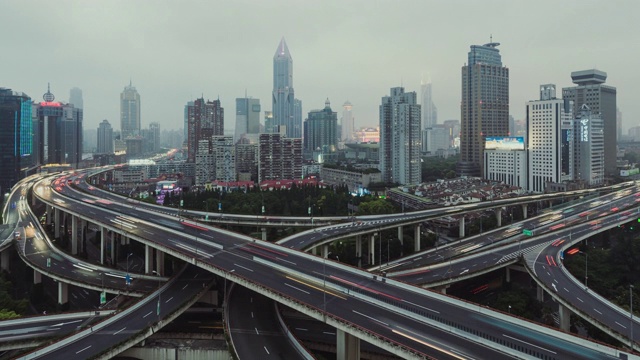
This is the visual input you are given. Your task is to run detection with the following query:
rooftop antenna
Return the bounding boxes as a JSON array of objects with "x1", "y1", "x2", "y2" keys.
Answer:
[{"x1": 490, "y1": 34, "x2": 493, "y2": 43}]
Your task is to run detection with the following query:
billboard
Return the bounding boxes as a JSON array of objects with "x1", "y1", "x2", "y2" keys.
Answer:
[{"x1": 485, "y1": 137, "x2": 525, "y2": 150}]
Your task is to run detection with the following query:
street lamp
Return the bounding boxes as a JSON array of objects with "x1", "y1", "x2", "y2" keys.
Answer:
[
  {"x1": 203, "y1": 201, "x2": 209, "y2": 221},
  {"x1": 508, "y1": 305, "x2": 511, "y2": 314}
]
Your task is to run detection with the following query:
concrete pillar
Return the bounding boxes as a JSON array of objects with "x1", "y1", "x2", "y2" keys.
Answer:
[
  {"x1": 58, "y1": 282, "x2": 68, "y2": 305},
  {"x1": 397, "y1": 226, "x2": 404, "y2": 246},
  {"x1": 261, "y1": 227, "x2": 267, "y2": 241},
  {"x1": 46, "y1": 204, "x2": 52, "y2": 224},
  {"x1": 71, "y1": 216, "x2": 78, "y2": 255},
  {"x1": 336, "y1": 329, "x2": 360, "y2": 360},
  {"x1": 54, "y1": 208, "x2": 60, "y2": 238},
  {"x1": 1, "y1": 250, "x2": 10, "y2": 272},
  {"x1": 369, "y1": 234, "x2": 376, "y2": 266},
  {"x1": 355, "y1": 235, "x2": 362, "y2": 268},
  {"x1": 437, "y1": 285, "x2": 448, "y2": 294},
  {"x1": 156, "y1": 250, "x2": 165, "y2": 276},
  {"x1": 522, "y1": 204, "x2": 528, "y2": 219},
  {"x1": 145, "y1": 245, "x2": 153, "y2": 274},
  {"x1": 31, "y1": 188, "x2": 36, "y2": 206},
  {"x1": 322, "y1": 244, "x2": 329, "y2": 258},
  {"x1": 33, "y1": 270, "x2": 42, "y2": 284},
  {"x1": 459, "y1": 217, "x2": 465, "y2": 238},
  {"x1": 100, "y1": 227, "x2": 105, "y2": 264},
  {"x1": 537, "y1": 284, "x2": 544, "y2": 302},
  {"x1": 311, "y1": 247, "x2": 317, "y2": 256},
  {"x1": 414, "y1": 225, "x2": 421, "y2": 252},
  {"x1": 558, "y1": 303, "x2": 571, "y2": 331},
  {"x1": 505, "y1": 267, "x2": 511, "y2": 283},
  {"x1": 121, "y1": 235, "x2": 127, "y2": 246},
  {"x1": 496, "y1": 208, "x2": 502, "y2": 227},
  {"x1": 110, "y1": 232, "x2": 116, "y2": 264},
  {"x1": 79, "y1": 220, "x2": 86, "y2": 254}
]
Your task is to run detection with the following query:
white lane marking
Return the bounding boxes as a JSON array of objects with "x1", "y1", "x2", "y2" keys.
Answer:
[
  {"x1": 503, "y1": 334, "x2": 556, "y2": 354},
  {"x1": 401, "y1": 299, "x2": 440, "y2": 314},
  {"x1": 616, "y1": 321, "x2": 627, "y2": 329},
  {"x1": 233, "y1": 263, "x2": 254, "y2": 272},
  {"x1": 113, "y1": 327, "x2": 126, "y2": 335},
  {"x1": 165, "y1": 297, "x2": 173, "y2": 303},
  {"x1": 182, "y1": 284, "x2": 188, "y2": 290},
  {"x1": 594, "y1": 309, "x2": 602, "y2": 315},
  {"x1": 323, "y1": 331, "x2": 336, "y2": 335},
  {"x1": 143, "y1": 311, "x2": 152, "y2": 318},
  {"x1": 551, "y1": 283, "x2": 558, "y2": 292},
  {"x1": 264, "y1": 346, "x2": 270, "y2": 354},
  {"x1": 143, "y1": 230, "x2": 153, "y2": 235},
  {"x1": 277, "y1": 257, "x2": 297, "y2": 266},
  {"x1": 576, "y1": 297, "x2": 584, "y2": 303},
  {"x1": 76, "y1": 345, "x2": 92, "y2": 354},
  {"x1": 353, "y1": 310, "x2": 389, "y2": 326},
  {"x1": 295, "y1": 328, "x2": 308, "y2": 331},
  {"x1": 251, "y1": 312, "x2": 254, "y2": 318},
  {"x1": 255, "y1": 327, "x2": 259, "y2": 335},
  {"x1": 284, "y1": 283, "x2": 310, "y2": 294}
]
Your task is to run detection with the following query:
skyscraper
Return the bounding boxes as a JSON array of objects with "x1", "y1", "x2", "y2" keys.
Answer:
[
  {"x1": 303, "y1": 99, "x2": 338, "y2": 161},
  {"x1": 0, "y1": 87, "x2": 32, "y2": 194},
  {"x1": 562, "y1": 69, "x2": 616, "y2": 176},
  {"x1": 148, "y1": 122, "x2": 161, "y2": 153},
  {"x1": 574, "y1": 104, "x2": 604, "y2": 186},
  {"x1": 186, "y1": 97, "x2": 224, "y2": 163},
  {"x1": 69, "y1": 87, "x2": 83, "y2": 109},
  {"x1": 235, "y1": 97, "x2": 261, "y2": 142},
  {"x1": 120, "y1": 81, "x2": 141, "y2": 139},
  {"x1": 258, "y1": 129, "x2": 302, "y2": 182},
  {"x1": 97, "y1": 119, "x2": 114, "y2": 154},
  {"x1": 293, "y1": 98, "x2": 302, "y2": 138},
  {"x1": 420, "y1": 76, "x2": 437, "y2": 129},
  {"x1": 458, "y1": 41, "x2": 510, "y2": 177},
  {"x1": 272, "y1": 38, "x2": 297, "y2": 139},
  {"x1": 341, "y1": 101, "x2": 354, "y2": 145},
  {"x1": 379, "y1": 87, "x2": 421, "y2": 185}
]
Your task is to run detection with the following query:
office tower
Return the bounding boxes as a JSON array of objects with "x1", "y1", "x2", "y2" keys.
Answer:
[
  {"x1": 0, "y1": 88, "x2": 32, "y2": 194},
  {"x1": 484, "y1": 137, "x2": 527, "y2": 188},
  {"x1": 562, "y1": 69, "x2": 616, "y2": 175},
  {"x1": 235, "y1": 97, "x2": 261, "y2": 142},
  {"x1": 97, "y1": 119, "x2": 114, "y2": 154},
  {"x1": 341, "y1": 101, "x2": 354, "y2": 144},
  {"x1": 574, "y1": 104, "x2": 604, "y2": 186},
  {"x1": 526, "y1": 84, "x2": 574, "y2": 193},
  {"x1": 617, "y1": 107, "x2": 622, "y2": 140},
  {"x1": 33, "y1": 84, "x2": 83, "y2": 167},
  {"x1": 420, "y1": 76, "x2": 437, "y2": 130},
  {"x1": 236, "y1": 138, "x2": 258, "y2": 181},
  {"x1": 148, "y1": 122, "x2": 161, "y2": 153},
  {"x1": 443, "y1": 120, "x2": 460, "y2": 148},
  {"x1": 258, "y1": 130, "x2": 302, "y2": 182},
  {"x1": 195, "y1": 139, "x2": 214, "y2": 186},
  {"x1": 458, "y1": 40, "x2": 509, "y2": 177},
  {"x1": 293, "y1": 98, "x2": 302, "y2": 138},
  {"x1": 69, "y1": 87, "x2": 83, "y2": 109},
  {"x1": 184, "y1": 101, "x2": 193, "y2": 149},
  {"x1": 264, "y1": 111, "x2": 275, "y2": 133},
  {"x1": 425, "y1": 125, "x2": 450, "y2": 153},
  {"x1": 212, "y1": 136, "x2": 236, "y2": 182},
  {"x1": 186, "y1": 97, "x2": 224, "y2": 163},
  {"x1": 272, "y1": 38, "x2": 297, "y2": 139},
  {"x1": 303, "y1": 99, "x2": 338, "y2": 161},
  {"x1": 120, "y1": 81, "x2": 141, "y2": 139},
  {"x1": 379, "y1": 87, "x2": 421, "y2": 185}
]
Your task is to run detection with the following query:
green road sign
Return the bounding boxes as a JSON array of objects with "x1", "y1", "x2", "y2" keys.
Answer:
[
  {"x1": 100, "y1": 291, "x2": 106, "y2": 305},
  {"x1": 46, "y1": 258, "x2": 51, "y2": 267},
  {"x1": 157, "y1": 299, "x2": 161, "y2": 315},
  {"x1": 523, "y1": 229, "x2": 533, "y2": 236}
]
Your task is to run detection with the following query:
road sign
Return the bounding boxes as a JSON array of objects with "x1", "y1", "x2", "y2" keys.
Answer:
[
  {"x1": 100, "y1": 291, "x2": 106, "y2": 305},
  {"x1": 218, "y1": 202, "x2": 222, "y2": 211},
  {"x1": 126, "y1": 274, "x2": 131, "y2": 285},
  {"x1": 156, "y1": 299, "x2": 161, "y2": 315},
  {"x1": 46, "y1": 258, "x2": 51, "y2": 268},
  {"x1": 523, "y1": 229, "x2": 533, "y2": 236}
]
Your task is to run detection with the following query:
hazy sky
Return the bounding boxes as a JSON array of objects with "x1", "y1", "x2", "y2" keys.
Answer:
[{"x1": 2, "y1": 0, "x2": 637, "y2": 134}]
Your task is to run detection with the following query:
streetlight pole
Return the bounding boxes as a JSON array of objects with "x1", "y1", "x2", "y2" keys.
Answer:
[{"x1": 631, "y1": 284, "x2": 635, "y2": 350}]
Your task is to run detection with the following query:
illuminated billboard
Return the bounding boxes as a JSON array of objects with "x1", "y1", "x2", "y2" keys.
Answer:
[{"x1": 485, "y1": 137, "x2": 525, "y2": 150}]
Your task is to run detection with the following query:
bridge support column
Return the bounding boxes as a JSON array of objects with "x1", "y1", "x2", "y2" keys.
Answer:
[
  {"x1": 71, "y1": 215, "x2": 78, "y2": 255},
  {"x1": 522, "y1": 204, "x2": 528, "y2": 219},
  {"x1": 459, "y1": 217, "x2": 465, "y2": 238},
  {"x1": 261, "y1": 227, "x2": 267, "y2": 241},
  {"x1": 537, "y1": 285, "x2": 544, "y2": 302},
  {"x1": 414, "y1": 225, "x2": 420, "y2": 252},
  {"x1": 54, "y1": 208, "x2": 60, "y2": 238},
  {"x1": 336, "y1": 329, "x2": 360, "y2": 360},
  {"x1": 58, "y1": 282, "x2": 68, "y2": 305},
  {"x1": 558, "y1": 303, "x2": 571, "y2": 331},
  {"x1": 156, "y1": 250, "x2": 165, "y2": 276},
  {"x1": 46, "y1": 204, "x2": 52, "y2": 225},
  {"x1": 100, "y1": 226, "x2": 105, "y2": 264},
  {"x1": 33, "y1": 270, "x2": 42, "y2": 284},
  {"x1": 435, "y1": 285, "x2": 449, "y2": 294},
  {"x1": 496, "y1": 208, "x2": 502, "y2": 227},
  {"x1": 79, "y1": 220, "x2": 86, "y2": 254},
  {"x1": 1, "y1": 249, "x2": 10, "y2": 273},
  {"x1": 322, "y1": 244, "x2": 329, "y2": 258},
  {"x1": 355, "y1": 235, "x2": 362, "y2": 267},
  {"x1": 369, "y1": 234, "x2": 376, "y2": 266},
  {"x1": 145, "y1": 245, "x2": 153, "y2": 274},
  {"x1": 397, "y1": 226, "x2": 404, "y2": 247},
  {"x1": 505, "y1": 267, "x2": 511, "y2": 283},
  {"x1": 311, "y1": 247, "x2": 317, "y2": 256}
]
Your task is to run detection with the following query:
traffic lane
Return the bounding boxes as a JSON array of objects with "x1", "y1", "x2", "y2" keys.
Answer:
[
  {"x1": 0, "y1": 314, "x2": 106, "y2": 344},
  {"x1": 228, "y1": 285, "x2": 306, "y2": 360},
  {"x1": 29, "y1": 266, "x2": 214, "y2": 359}
]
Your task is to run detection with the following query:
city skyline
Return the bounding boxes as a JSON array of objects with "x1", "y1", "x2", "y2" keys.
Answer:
[{"x1": 1, "y1": 1, "x2": 638, "y2": 135}]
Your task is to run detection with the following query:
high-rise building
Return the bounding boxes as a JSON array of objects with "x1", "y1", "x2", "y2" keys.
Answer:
[
  {"x1": 379, "y1": 87, "x2": 421, "y2": 185},
  {"x1": 236, "y1": 138, "x2": 258, "y2": 182},
  {"x1": 341, "y1": 101, "x2": 354, "y2": 145},
  {"x1": 458, "y1": 41, "x2": 509, "y2": 176},
  {"x1": 293, "y1": 98, "x2": 302, "y2": 138},
  {"x1": 272, "y1": 38, "x2": 297, "y2": 139},
  {"x1": 69, "y1": 87, "x2": 83, "y2": 109},
  {"x1": 420, "y1": 76, "x2": 437, "y2": 130},
  {"x1": 562, "y1": 69, "x2": 616, "y2": 176},
  {"x1": 212, "y1": 136, "x2": 236, "y2": 182},
  {"x1": 303, "y1": 99, "x2": 338, "y2": 161},
  {"x1": 186, "y1": 97, "x2": 224, "y2": 163},
  {"x1": 574, "y1": 104, "x2": 604, "y2": 186},
  {"x1": 617, "y1": 107, "x2": 623, "y2": 140},
  {"x1": 264, "y1": 111, "x2": 275, "y2": 133},
  {"x1": 184, "y1": 101, "x2": 193, "y2": 149},
  {"x1": 483, "y1": 137, "x2": 527, "y2": 189},
  {"x1": 33, "y1": 85, "x2": 83, "y2": 167},
  {"x1": 148, "y1": 122, "x2": 161, "y2": 153},
  {"x1": 195, "y1": 139, "x2": 214, "y2": 186},
  {"x1": 258, "y1": 128, "x2": 302, "y2": 182},
  {"x1": 235, "y1": 97, "x2": 261, "y2": 142},
  {"x1": 97, "y1": 119, "x2": 114, "y2": 154},
  {"x1": 0, "y1": 88, "x2": 32, "y2": 194},
  {"x1": 526, "y1": 84, "x2": 574, "y2": 193},
  {"x1": 120, "y1": 81, "x2": 141, "y2": 139}
]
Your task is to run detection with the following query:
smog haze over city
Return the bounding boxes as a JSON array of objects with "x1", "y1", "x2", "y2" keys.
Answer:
[{"x1": 1, "y1": 0, "x2": 637, "y2": 133}]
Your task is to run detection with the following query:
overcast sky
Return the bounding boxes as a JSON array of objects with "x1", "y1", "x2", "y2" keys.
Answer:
[{"x1": 2, "y1": 0, "x2": 637, "y2": 135}]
